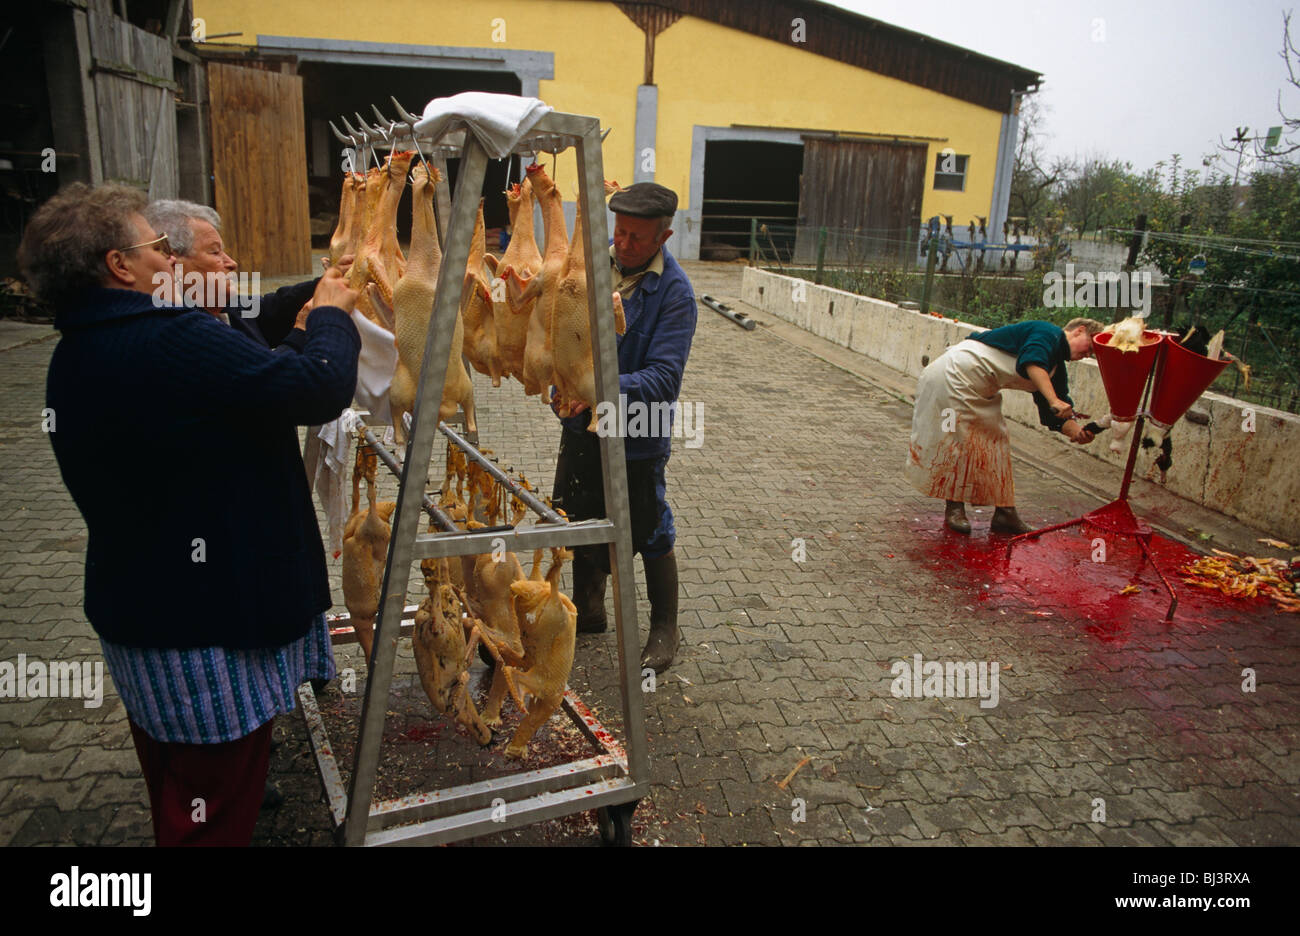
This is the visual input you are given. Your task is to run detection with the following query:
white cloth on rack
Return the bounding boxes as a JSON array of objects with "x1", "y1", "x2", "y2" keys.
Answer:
[
  {"x1": 314, "y1": 417, "x2": 351, "y2": 557},
  {"x1": 311, "y1": 311, "x2": 397, "y2": 555},
  {"x1": 351, "y1": 309, "x2": 397, "y2": 426},
  {"x1": 413, "y1": 92, "x2": 552, "y2": 159}
]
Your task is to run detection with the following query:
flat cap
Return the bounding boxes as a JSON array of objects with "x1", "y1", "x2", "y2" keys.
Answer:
[{"x1": 608, "y1": 182, "x2": 677, "y2": 218}]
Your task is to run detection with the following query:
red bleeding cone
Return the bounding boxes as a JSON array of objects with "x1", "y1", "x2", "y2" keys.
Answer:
[
  {"x1": 1148, "y1": 336, "x2": 1228, "y2": 429},
  {"x1": 1092, "y1": 330, "x2": 1162, "y2": 420}
]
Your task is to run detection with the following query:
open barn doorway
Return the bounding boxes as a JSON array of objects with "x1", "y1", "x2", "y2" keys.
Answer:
[
  {"x1": 699, "y1": 140, "x2": 803, "y2": 261},
  {"x1": 299, "y1": 61, "x2": 523, "y2": 251}
]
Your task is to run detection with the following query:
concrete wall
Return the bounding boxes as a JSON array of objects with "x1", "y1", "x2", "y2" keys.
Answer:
[{"x1": 742, "y1": 268, "x2": 1300, "y2": 541}]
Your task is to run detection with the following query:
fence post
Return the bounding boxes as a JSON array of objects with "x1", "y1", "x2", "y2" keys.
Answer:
[
  {"x1": 1125, "y1": 214, "x2": 1146, "y2": 271},
  {"x1": 748, "y1": 217, "x2": 758, "y2": 266},
  {"x1": 902, "y1": 224, "x2": 914, "y2": 271},
  {"x1": 814, "y1": 226, "x2": 827, "y2": 284},
  {"x1": 920, "y1": 237, "x2": 938, "y2": 316}
]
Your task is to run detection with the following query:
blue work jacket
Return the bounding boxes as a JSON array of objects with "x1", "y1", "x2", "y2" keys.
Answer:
[{"x1": 560, "y1": 244, "x2": 698, "y2": 460}]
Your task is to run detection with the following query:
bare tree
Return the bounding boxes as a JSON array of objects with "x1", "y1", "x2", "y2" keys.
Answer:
[
  {"x1": 1216, "y1": 10, "x2": 1300, "y2": 168},
  {"x1": 1009, "y1": 94, "x2": 1071, "y2": 228}
]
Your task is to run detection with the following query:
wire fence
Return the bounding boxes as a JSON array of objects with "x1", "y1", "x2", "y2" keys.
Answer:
[{"x1": 748, "y1": 220, "x2": 1300, "y2": 415}]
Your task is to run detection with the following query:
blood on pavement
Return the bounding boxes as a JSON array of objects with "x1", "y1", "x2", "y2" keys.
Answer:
[{"x1": 898, "y1": 517, "x2": 1274, "y2": 643}]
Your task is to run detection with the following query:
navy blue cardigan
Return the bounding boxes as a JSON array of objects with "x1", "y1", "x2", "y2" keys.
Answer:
[
  {"x1": 227, "y1": 278, "x2": 318, "y2": 351},
  {"x1": 47, "y1": 286, "x2": 360, "y2": 650}
]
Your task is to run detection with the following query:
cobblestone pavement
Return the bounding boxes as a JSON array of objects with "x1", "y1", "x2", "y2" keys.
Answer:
[{"x1": 1, "y1": 263, "x2": 1296, "y2": 847}]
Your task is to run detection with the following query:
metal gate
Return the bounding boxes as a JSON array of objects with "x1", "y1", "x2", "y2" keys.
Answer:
[
  {"x1": 794, "y1": 137, "x2": 927, "y2": 264},
  {"x1": 208, "y1": 62, "x2": 313, "y2": 276}
]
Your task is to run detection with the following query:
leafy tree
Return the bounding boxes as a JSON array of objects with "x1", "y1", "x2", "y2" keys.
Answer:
[{"x1": 1056, "y1": 156, "x2": 1163, "y2": 235}]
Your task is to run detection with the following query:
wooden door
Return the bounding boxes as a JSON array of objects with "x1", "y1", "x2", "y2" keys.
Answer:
[
  {"x1": 85, "y1": 0, "x2": 178, "y2": 199},
  {"x1": 795, "y1": 138, "x2": 927, "y2": 264},
  {"x1": 208, "y1": 62, "x2": 312, "y2": 276}
]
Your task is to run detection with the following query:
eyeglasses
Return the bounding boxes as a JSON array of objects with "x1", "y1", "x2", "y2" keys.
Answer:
[{"x1": 119, "y1": 233, "x2": 173, "y2": 258}]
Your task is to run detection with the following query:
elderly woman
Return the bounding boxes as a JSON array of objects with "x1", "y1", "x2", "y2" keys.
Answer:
[
  {"x1": 19, "y1": 183, "x2": 360, "y2": 846},
  {"x1": 143, "y1": 199, "x2": 322, "y2": 349},
  {"x1": 905, "y1": 318, "x2": 1103, "y2": 535}
]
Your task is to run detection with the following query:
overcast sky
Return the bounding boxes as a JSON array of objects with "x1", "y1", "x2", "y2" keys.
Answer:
[{"x1": 830, "y1": 0, "x2": 1295, "y2": 176}]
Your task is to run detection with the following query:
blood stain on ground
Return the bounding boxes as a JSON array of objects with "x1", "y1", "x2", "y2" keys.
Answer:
[{"x1": 896, "y1": 514, "x2": 1278, "y2": 643}]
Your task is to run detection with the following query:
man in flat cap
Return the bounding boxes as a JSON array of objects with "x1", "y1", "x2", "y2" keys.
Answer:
[{"x1": 552, "y1": 182, "x2": 698, "y2": 673}]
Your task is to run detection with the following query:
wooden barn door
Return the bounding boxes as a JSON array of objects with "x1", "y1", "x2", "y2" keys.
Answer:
[
  {"x1": 208, "y1": 62, "x2": 312, "y2": 276},
  {"x1": 795, "y1": 138, "x2": 927, "y2": 264},
  {"x1": 85, "y1": 0, "x2": 178, "y2": 199}
]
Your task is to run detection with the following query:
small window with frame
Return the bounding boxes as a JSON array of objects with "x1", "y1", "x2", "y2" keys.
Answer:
[{"x1": 933, "y1": 152, "x2": 968, "y2": 191}]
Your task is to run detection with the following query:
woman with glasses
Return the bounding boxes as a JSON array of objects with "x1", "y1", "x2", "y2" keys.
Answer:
[
  {"x1": 143, "y1": 199, "x2": 331, "y2": 350},
  {"x1": 19, "y1": 182, "x2": 361, "y2": 846},
  {"x1": 904, "y1": 318, "x2": 1104, "y2": 535}
]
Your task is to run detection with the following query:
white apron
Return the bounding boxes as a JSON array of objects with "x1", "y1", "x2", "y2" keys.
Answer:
[{"x1": 904, "y1": 339, "x2": 1042, "y2": 506}]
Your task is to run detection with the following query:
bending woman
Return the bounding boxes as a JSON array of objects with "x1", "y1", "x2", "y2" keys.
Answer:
[{"x1": 905, "y1": 318, "x2": 1104, "y2": 535}]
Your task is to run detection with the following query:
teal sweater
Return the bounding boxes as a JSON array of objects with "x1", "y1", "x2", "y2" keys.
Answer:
[{"x1": 969, "y1": 321, "x2": 1072, "y2": 430}]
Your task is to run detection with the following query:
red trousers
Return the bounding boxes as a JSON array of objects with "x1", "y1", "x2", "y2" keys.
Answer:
[{"x1": 129, "y1": 718, "x2": 273, "y2": 847}]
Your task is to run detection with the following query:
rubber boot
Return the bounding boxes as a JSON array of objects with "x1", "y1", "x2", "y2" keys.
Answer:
[
  {"x1": 991, "y1": 506, "x2": 1032, "y2": 535},
  {"x1": 640, "y1": 551, "x2": 679, "y2": 674},
  {"x1": 572, "y1": 552, "x2": 609, "y2": 634},
  {"x1": 944, "y1": 500, "x2": 971, "y2": 534}
]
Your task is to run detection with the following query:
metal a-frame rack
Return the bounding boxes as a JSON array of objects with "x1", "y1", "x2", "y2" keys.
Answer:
[{"x1": 299, "y1": 106, "x2": 648, "y2": 846}]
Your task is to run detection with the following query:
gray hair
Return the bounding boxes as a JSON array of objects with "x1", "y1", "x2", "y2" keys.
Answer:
[
  {"x1": 143, "y1": 199, "x2": 222, "y2": 257},
  {"x1": 18, "y1": 182, "x2": 147, "y2": 307}
]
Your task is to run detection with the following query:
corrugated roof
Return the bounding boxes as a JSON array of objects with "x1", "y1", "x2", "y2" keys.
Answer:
[{"x1": 591, "y1": 0, "x2": 1042, "y2": 112}]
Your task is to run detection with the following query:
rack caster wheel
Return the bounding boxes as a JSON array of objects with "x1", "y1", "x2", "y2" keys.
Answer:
[{"x1": 597, "y1": 801, "x2": 637, "y2": 847}]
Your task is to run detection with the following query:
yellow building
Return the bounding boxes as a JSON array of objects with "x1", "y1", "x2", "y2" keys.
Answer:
[{"x1": 192, "y1": 0, "x2": 1040, "y2": 263}]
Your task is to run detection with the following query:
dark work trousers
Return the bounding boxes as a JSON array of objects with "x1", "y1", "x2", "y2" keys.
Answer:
[{"x1": 552, "y1": 428, "x2": 675, "y2": 573}]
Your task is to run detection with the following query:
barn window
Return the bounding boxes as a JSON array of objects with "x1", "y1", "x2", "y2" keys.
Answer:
[{"x1": 933, "y1": 154, "x2": 969, "y2": 191}]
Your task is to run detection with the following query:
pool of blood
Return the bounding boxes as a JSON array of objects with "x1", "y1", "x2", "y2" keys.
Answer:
[{"x1": 897, "y1": 516, "x2": 1276, "y2": 642}]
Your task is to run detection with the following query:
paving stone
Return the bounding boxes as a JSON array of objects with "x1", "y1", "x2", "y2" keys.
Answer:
[
  {"x1": 0, "y1": 807, "x2": 34, "y2": 847},
  {"x1": 759, "y1": 722, "x2": 831, "y2": 753},
  {"x1": 717, "y1": 699, "x2": 786, "y2": 729},
  {"x1": 958, "y1": 825, "x2": 1034, "y2": 845},
  {"x1": 79, "y1": 774, "x2": 149, "y2": 812},
  {"x1": 892, "y1": 830, "x2": 966, "y2": 846},
  {"x1": 62, "y1": 745, "x2": 140, "y2": 780},
  {"x1": 1101, "y1": 789, "x2": 1180, "y2": 826},
  {"x1": 905, "y1": 799, "x2": 993, "y2": 838},
  {"x1": 1209, "y1": 813, "x2": 1298, "y2": 845},
  {"x1": 1030, "y1": 762, "x2": 1112, "y2": 797},
  {"x1": 1142, "y1": 787, "x2": 1236, "y2": 823},
  {"x1": 9, "y1": 804, "x2": 119, "y2": 846},
  {"x1": 1, "y1": 775, "x2": 94, "y2": 812},
  {"x1": 855, "y1": 802, "x2": 924, "y2": 840},
  {"x1": 1026, "y1": 824, "x2": 1105, "y2": 846},
  {"x1": 697, "y1": 723, "x2": 769, "y2": 754},
  {"x1": 1146, "y1": 818, "x2": 1234, "y2": 846},
  {"x1": 0, "y1": 746, "x2": 77, "y2": 781},
  {"x1": 674, "y1": 752, "x2": 750, "y2": 786},
  {"x1": 717, "y1": 777, "x2": 782, "y2": 817},
  {"x1": 913, "y1": 767, "x2": 995, "y2": 801},
  {"x1": 96, "y1": 803, "x2": 153, "y2": 846}
]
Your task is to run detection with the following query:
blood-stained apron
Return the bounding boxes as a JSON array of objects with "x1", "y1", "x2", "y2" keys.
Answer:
[{"x1": 904, "y1": 339, "x2": 1040, "y2": 506}]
